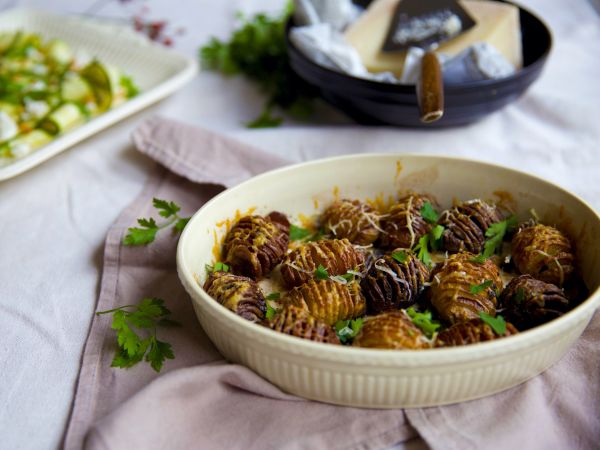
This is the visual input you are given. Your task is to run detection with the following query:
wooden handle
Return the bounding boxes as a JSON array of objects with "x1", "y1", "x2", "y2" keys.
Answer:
[{"x1": 417, "y1": 51, "x2": 444, "y2": 123}]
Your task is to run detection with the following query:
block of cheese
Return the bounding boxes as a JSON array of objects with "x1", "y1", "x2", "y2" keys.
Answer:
[{"x1": 345, "y1": 0, "x2": 522, "y2": 76}]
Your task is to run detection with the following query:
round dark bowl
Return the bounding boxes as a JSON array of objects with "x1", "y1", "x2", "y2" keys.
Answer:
[{"x1": 286, "y1": 1, "x2": 552, "y2": 127}]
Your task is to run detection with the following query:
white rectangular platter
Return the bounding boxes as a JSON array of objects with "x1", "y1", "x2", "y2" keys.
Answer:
[{"x1": 0, "y1": 8, "x2": 197, "y2": 181}]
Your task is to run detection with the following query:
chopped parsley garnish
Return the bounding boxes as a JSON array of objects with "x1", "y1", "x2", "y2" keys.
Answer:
[
  {"x1": 341, "y1": 272, "x2": 354, "y2": 282},
  {"x1": 266, "y1": 292, "x2": 280, "y2": 301},
  {"x1": 334, "y1": 318, "x2": 364, "y2": 344},
  {"x1": 206, "y1": 262, "x2": 230, "y2": 274},
  {"x1": 479, "y1": 312, "x2": 507, "y2": 335},
  {"x1": 123, "y1": 198, "x2": 191, "y2": 246},
  {"x1": 469, "y1": 280, "x2": 493, "y2": 295},
  {"x1": 406, "y1": 307, "x2": 440, "y2": 338},
  {"x1": 392, "y1": 250, "x2": 408, "y2": 264},
  {"x1": 96, "y1": 298, "x2": 178, "y2": 372},
  {"x1": 413, "y1": 225, "x2": 444, "y2": 267},
  {"x1": 315, "y1": 264, "x2": 329, "y2": 280},
  {"x1": 420, "y1": 202, "x2": 439, "y2": 224},
  {"x1": 483, "y1": 215, "x2": 517, "y2": 258},
  {"x1": 468, "y1": 254, "x2": 487, "y2": 264},
  {"x1": 289, "y1": 224, "x2": 324, "y2": 242},
  {"x1": 265, "y1": 302, "x2": 278, "y2": 320}
]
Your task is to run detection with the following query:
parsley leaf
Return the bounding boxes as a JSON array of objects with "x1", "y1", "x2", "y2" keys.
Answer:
[
  {"x1": 315, "y1": 264, "x2": 329, "y2": 280},
  {"x1": 266, "y1": 292, "x2": 280, "y2": 301},
  {"x1": 469, "y1": 254, "x2": 487, "y2": 264},
  {"x1": 341, "y1": 272, "x2": 354, "y2": 282},
  {"x1": 123, "y1": 198, "x2": 192, "y2": 246},
  {"x1": 199, "y1": 1, "x2": 316, "y2": 128},
  {"x1": 120, "y1": 74, "x2": 140, "y2": 98},
  {"x1": 406, "y1": 307, "x2": 440, "y2": 338},
  {"x1": 420, "y1": 202, "x2": 439, "y2": 224},
  {"x1": 289, "y1": 224, "x2": 312, "y2": 241},
  {"x1": 265, "y1": 302, "x2": 278, "y2": 320},
  {"x1": 335, "y1": 318, "x2": 364, "y2": 344},
  {"x1": 483, "y1": 215, "x2": 517, "y2": 258},
  {"x1": 205, "y1": 262, "x2": 230, "y2": 274},
  {"x1": 97, "y1": 298, "x2": 178, "y2": 372},
  {"x1": 469, "y1": 280, "x2": 493, "y2": 295},
  {"x1": 479, "y1": 312, "x2": 507, "y2": 335},
  {"x1": 414, "y1": 235, "x2": 433, "y2": 267},
  {"x1": 392, "y1": 250, "x2": 408, "y2": 264}
]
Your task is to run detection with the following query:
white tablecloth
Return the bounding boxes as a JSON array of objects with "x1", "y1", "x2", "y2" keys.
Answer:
[{"x1": 1, "y1": 0, "x2": 599, "y2": 448}]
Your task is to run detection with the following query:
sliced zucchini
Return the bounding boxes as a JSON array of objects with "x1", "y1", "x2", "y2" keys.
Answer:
[
  {"x1": 80, "y1": 61, "x2": 113, "y2": 112},
  {"x1": 38, "y1": 103, "x2": 83, "y2": 135},
  {"x1": 6, "y1": 129, "x2": 52, "y2": 158},
  {"x1": 61, "y1": 72, "x2": 92, "y2": 102},
  {"x1": 45, "y1": 39, "x2": 73, "y2": 65}
]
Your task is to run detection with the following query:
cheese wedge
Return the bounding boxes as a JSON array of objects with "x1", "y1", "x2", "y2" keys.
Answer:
[{"x1": 345, "y1": 0, "x2": 522, "y2": 76}]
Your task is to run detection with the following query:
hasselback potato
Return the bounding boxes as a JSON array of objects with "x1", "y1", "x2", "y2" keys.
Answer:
[
  {"x1": 379, "y1": 194, "x2": 435, "y2": 249},
  {"x1": 435, "y1": 319, "x2": 518, "y2": 347},
  {"x1": 361, "y1": 253, "x2": 430, "y2": 313},
  {"x1": 430, "y1": 252, "x2": 502, "y2": 323},
  {"x1": 281, "y1": 238, "x2": 365, "y2": 288},
  {"x1": 500, "y1": 274, "x2": 570, "y2": 329},
  {"x1": 353, "y1": 311, "x2": 430, "y2": 349},
  {"x1": 511, "y1": 223, "x2": 574, "y2": 286},
  {"x1": 266, "y1": 304, "x2": 340, "y2": 344},
  {"x1": 439, "y1": 199, "x2": 503, "y2": 254},
  {"x1": 223, "y1": 211, "x2": 290, "y2": 279},
  {"x1": 321, "y1": 199, "x2": 381, "y2": 245},
  {"x1": 286, "y1": 279, "x2": 366, "y2": 325},
  {"x1": 203, "y1": 271, "x2": 266, "y2": 323}
]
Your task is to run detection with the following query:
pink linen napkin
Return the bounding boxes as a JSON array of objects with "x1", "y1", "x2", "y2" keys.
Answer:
[{"x1": 64, "y1": 116, "x2": 600, "y2": 450}]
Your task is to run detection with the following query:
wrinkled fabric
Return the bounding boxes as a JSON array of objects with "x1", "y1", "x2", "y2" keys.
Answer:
[{"x1": 64, "y1": 117, "x2": 600, "y2": 450}]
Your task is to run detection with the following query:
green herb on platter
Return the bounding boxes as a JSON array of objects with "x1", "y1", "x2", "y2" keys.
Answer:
[
  {"x1": 123, "y1": 198, "x2": 191, "y2": 246},
  {"x1": 515, "y1": 288, "x2": 526, "y2": 304},
  {"x1": 479, "y1": 312, "x2": 507, "y2": 336},
  {"x1": 469, "y1": 280, "x2": 493, "y2": 295},
  {"x1": 205, "y1": 262, "x2": 230, "y2": 274},
  {"x1": 406, "y1": 307, "x2": 440, "y2": 338},
  {"x1": 335, "y1": 318, "x2": 364, "y2": 344},
  {"x1": 199, "y1": 2, "x2": 316, "y2": 128},
  {"x1": 392, "y1": 250, "x2": 408, "y2": 264},
  {"x1": 290, "y1": 224, "x2": 324, "y2": 242},
  {"x1": 420, "y1": 202, "x2": 439, "y2": 224},
  {"x1": 413, "y1": 225, "x2": 444, "y2": 267},
  {"x1": 483, "y1": 215, "x2": 518, "y2": 258},
  {"x1": 468, "y1": 254, "x2": 487, "y2": 264},
  {"x1": 96, "y1": 298, "x2": 178, "y2": 372},
  {"x1": 315, "y1": 264, "x2": 329, "y2": 280}
]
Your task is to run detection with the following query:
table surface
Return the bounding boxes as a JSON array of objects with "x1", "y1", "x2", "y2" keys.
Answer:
[{"x1": 1, "y1": 0, "x2": 599, "y2": 448}]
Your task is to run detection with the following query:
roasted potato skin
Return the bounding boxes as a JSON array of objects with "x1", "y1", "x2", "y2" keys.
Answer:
[
  {"x1": 353, "y1": 311, "x2": 430, "y2": 349},
  {"x1": 379, "y1": 194, "x2": 435, "y2": 249},
  {"x1": 266, "y1": 305, "x2": 340, "y2": 344},
  {"x1": 281, "y1": 238, "x2": 365, "y2": 288},
  {"x1": 435, "y1": 319, "x2": 518, "y2": 347},
  {"x1": 203, "y1": 271, "x2": 266, "y2": 323},
  {"x1": 361, "y1": 253, "x2": 430, "y2": 313},
  {"x1": 439, "y1": 199, "x2": 503, "y2": 254},
  {"x1": 286, "y1": 279, "x2": 366, "y2": 325},
  {"x1": 223, "y1": 211, "x2": 290, "y2": 279},
  {"x1": 430, "y1": 252, "x2": 502, "y2": 324},
  {"x1": 500, "y1": 274, "x2": 570, "y2": 329},
  {"x1": 511, "y1": 223, "x2": 574, "y2": 286},
  {"x1": 321, "y1": 199, "x2": 381, "y2": 245}
]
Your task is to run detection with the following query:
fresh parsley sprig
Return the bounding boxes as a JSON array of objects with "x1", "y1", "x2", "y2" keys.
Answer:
[
  {"x1": 265, "y1": 292, "x2": 281, "y2": 320},
  {"x1": 123, "y1": 198, "x2": 191, "y2": 246},
  {"x1": 96, "y1": 298, "x2": 178, "y2": 372},
  {"x1": 420, "y1": 201, "x2": 439, "y2": 224},
  {"x1": 483, "y1": 215, "x2": 517, "y2": 258},
  {"x1": 479, "y1": 312, "x2": 507, "y2": 335},
  {"x1": 315, "y1": 264, "x2": 329, "y2": 280},
  {"x1": 290, "y1": 224, "x2": 324, "y2": 242},
  {"x1": 413, "y1": 224, "x2": 444, "y2": 267},
  {"x1": 206, "y1": 262, "x2": 230, "y2": 274},
  {"x1": 335, "y1": 318, "x2": 364, "y2": 344},
  {"x1": 469, "y1": 280, "x2": 493, "y2": 295},
  {"x1": 392, "y1": 250, "x2": 408, "y2": 264},
  {"x1": 406, "y1": 307, "x2": 440, "y2": 338}
]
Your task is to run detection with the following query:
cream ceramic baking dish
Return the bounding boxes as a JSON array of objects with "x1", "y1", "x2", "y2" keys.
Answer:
[{"x1": 176, "y1": 154, "x2": 600, "y2": 408}]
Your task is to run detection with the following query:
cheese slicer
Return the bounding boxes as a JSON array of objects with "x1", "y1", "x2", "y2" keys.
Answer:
[{"x1": 382, "y1": 0, "x2": 476, "y2": 123}]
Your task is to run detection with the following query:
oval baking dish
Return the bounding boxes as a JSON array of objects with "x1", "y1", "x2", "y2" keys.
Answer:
[{"x1": 177, "y1": 154, "x2": 600, "y2": 408}]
